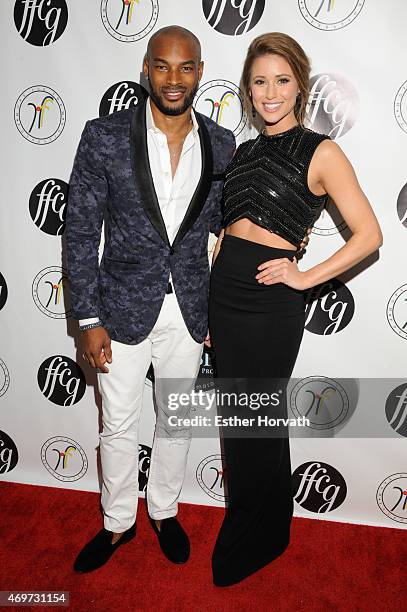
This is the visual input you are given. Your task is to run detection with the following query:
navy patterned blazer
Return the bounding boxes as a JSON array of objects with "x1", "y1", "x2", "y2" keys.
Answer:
[{"x1": 66, "y1": 98, "x2": 235, "y2": 344}]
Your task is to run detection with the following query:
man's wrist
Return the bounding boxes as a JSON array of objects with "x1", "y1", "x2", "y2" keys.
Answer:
[{"x1": 79, "y1": 320, "x2": 103, "y2": 332}]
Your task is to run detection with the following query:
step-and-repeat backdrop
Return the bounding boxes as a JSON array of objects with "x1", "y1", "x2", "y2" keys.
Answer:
[{"x1": 1, "y1": 1, "x2": 406, "y2": 530}]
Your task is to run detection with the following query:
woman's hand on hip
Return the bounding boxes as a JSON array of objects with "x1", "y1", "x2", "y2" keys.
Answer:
[{"x1": 255, "y1": 256, "x2": 309, "y2": 290}]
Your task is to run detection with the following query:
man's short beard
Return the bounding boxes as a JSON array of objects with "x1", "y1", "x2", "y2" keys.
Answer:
[{"x1": 148, "y1": 84, "x2": 199, "y2": 116}]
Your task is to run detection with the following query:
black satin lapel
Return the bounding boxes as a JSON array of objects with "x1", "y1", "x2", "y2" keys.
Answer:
[
  {"x1": 130, "y1": 100, "x2": 170, "y2": 246},
  {"x1": 172, "y1": 113, "x2": 214, "y2": 248}
]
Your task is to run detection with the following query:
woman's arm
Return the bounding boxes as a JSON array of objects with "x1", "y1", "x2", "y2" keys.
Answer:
[
  {"x1": 211, "y1": 228, "x2": 225, "y2": 267},
  {"x1": 256, "y1": 140, "x2": 383, "y2": 289}
]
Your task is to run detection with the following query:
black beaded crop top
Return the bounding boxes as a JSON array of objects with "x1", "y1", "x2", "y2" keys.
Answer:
[{"x1": 221, "y1": 124, "x2": 331, "y2": 251}]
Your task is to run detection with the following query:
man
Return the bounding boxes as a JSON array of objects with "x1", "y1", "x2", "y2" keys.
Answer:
[{"x1": 66, "y1": 26, "x2": 235, "y2": 573}]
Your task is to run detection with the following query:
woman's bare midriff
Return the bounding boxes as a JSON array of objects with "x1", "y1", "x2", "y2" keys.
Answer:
[{"x1": 224, "y1": 218, "x2": 298, "y2": 250}]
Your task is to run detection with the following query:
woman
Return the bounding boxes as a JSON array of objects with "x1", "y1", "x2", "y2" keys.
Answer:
[{"x1": 208, "y1": 32, "x2": 383, "y2": 587}]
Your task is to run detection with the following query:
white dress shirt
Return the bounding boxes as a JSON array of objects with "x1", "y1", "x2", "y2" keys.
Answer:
[{"x1": 79, "y1": 98, "x2": 202, "y2": 328}]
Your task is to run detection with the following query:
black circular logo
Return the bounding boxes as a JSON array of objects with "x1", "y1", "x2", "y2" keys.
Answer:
[
  {"x1": 298, "y1": 0, "x2": 365, "y2": 31},
  {"x1": 387, "y1": 284, "x2": 407, "y2": 341},
  {"x1": 0, "y1": 431, "x2": 18, "y2": 475},
  {"x1": 376, "y1": 473, "x2": 407, "y2": 525},
  {"x1": 0, "y1": 358, "x2": 10, "y2": 399},
  {"x1": 37, "y1": 356, "x2": 86, "y2": 406},
  {"x1": 32, "y1": 267, "x2": 71, "y2": 319},
  {"x1": 99, "y1": 81, "x2": 148, "y2": 117},
  {"x1": 305, "y1": 279, "x2": 355, "y2": 335},
  {"x1": 306, "y1": 73, "x2": 359, "y2": 139},
  {"x1": 0, "y1": 272, "x2": 8, "y2": 312},
  {"x1": 293, "y1": 461, "x2": 347, "y2": 512},
  {"x1": 202, "y1": 0, "x2": 265, "y2": 36},
  {"x1": 194, "y1": 80, "x2": 246, "y2": 136},
  {"x1": 145, "y1": 363, "x2": 154, "y2": 388},
  {"x1": 385, "y1": 383, "x2": 407, "y2": 438},
  {"x1": 101, "y1": 0, "x2": 159, "y2": 42},
  {"x1": 394, "y1": 80, "x2": 407, "y2": 134},
  {"x1": 41, "y1": 436, "x2": 88, "y2": 482},
  {"x1": 290, "y1": 376, "x2": 350, "y2": 430},
  {"x1": 29, "y1": 178, "x2": 68, "y2": 235},
  {"x1": 15, "y1": 85, "x2": 66, "y2": 145},
  {"x1": 196, "y1": 454, "x2": 227, "y2": 502},
  {"x1": 14, "y1": 0, "x2": 68, "y2": 46},
  {"x1": 138, "y1": 444, "x2": 151, "y2": 492},
  {"x1": 397, "y1": 182, "x2": 407, "y2": 228}
]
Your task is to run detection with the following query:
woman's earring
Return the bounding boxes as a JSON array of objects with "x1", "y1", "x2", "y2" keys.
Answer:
[{"x1": 252, "y1": 104, "x2": 256, "y2": 118}]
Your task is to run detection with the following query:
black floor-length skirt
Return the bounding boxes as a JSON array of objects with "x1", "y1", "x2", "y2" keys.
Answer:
[{"x1": 208, "y1": 234, "x2": 306, "y2": 586}]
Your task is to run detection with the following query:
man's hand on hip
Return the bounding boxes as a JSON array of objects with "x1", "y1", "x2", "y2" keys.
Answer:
[{"x1": 82, "y1": 327, "x2": 112, "y2": 373}]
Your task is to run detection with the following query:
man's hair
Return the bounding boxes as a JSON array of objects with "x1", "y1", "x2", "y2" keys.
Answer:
[{"x1": 146, "y1": 25, "x2": 201, "y2": 62}]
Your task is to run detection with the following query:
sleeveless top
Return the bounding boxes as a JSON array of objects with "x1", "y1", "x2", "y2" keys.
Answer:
[{"x1": 221, "y1": 125, "x2": 331, "y2": 252}]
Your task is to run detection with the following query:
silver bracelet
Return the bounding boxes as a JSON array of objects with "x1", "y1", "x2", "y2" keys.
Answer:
[{"x1": 79, "y1": 322, "x2": 102, "y2": 332}]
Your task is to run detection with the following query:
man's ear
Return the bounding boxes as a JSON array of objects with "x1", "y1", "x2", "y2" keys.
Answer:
[
  {"x1": 198, "y1": 60, "x2": 204, "y2": 81},
  {"x1": 143, "y1": 54, "x2": 149, "y2": 79}
]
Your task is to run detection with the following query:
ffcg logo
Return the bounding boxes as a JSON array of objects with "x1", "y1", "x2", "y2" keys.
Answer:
[
  {"x1": 14, "y1": 0, "x2": 68, "y2": 46},
  {"x1": 138, "y1": 444, "x2": 151, "y2": 492},
  {"x1": 305, "y1": 279, "x2": 355, "y2": 335},
  {"x1": 29, "y1": 178, "x2": 68, "y2": 235},
  {"x1": 99, "y1": 81, "x2": 148, "y2": 116},
  {"x1": 385, "y1": 383, "x2": 407, "y2": 438},
  {"x1": 202, "y1": 0, "x2": 265, "y2": 36},
  {"x1": 37, "y1": 355, "x2": 86, "y2": 406},
  {"x1": 0, "y1": 272, "x2": 8, "y2": 312},
  {"x1": 396, "y1": 182, "x2": 407, "y2": 229},
  {"x1": 293, "y1": 461, "x2": 347, "y2": 513},
  {"x1": 15, "y1": 85, "x2": 65, "y2": 145},
  {"x1": 0, "y1": 431, "x2": 19, "y2": 475},
  {"x1": 306, "y1": 73, "x2": 359, "y2": 139}
]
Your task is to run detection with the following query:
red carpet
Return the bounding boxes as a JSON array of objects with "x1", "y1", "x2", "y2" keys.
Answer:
[{"x1": 0, "y1": 481, "x2": 404, "y2": 611}]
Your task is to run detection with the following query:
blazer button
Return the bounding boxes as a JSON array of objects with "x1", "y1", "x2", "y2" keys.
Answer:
[{"x1": 170, "y1": 247, "x2": 175, "y2": 255}]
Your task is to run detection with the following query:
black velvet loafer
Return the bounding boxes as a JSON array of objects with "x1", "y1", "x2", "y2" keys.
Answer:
[
  {"x1": 73, "y1": 523, "x2": 137, "y2": 573},
  {"x1": 150, "y1": 517, "x2": 190, "y2": 564}
]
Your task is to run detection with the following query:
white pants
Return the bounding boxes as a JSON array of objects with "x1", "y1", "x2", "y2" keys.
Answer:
[{"x1": 97, "y1": 292, "x2": 203, "y2": 533}]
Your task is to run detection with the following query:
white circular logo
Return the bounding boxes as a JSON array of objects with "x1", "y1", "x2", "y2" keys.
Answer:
[
  {"x1": 41, "y1": 436, "x2": 88, "y2": 482},
  {"x1": 290, "y1": 376, "x2": 349, "y2": 430},
  {"x1": 313, "y1": 198, "x2": 348, "y2": 236},
  {"x1": 101, "y1": 0, "x2": 159, "y2": 42},
  {"x1": 387, "y1": 284, "x2": 407, "y2": 341},
  {"x1": 196, "y1": 454, "x2": 227, "y2": 501},
  {"x1": 14, "y1": 85, "x2": 65, "y2": 144},
  {"x1": 32, "y1": 266, "x2": 71, "y2": 319},
  {"x1": 194, "y1": 80, "x2": 246, "y2": 136},
  {"x1": 376, "y1": 473, "x2": 407, "y2": 524},
  {"x1": 298, "y1": 0, "x2": 365, "y2": 31},
  {"x1": 0, "y1": 358, "x2": 10, "y2": 398},
  {"x1": 394, "y1": 80, "x2": 407, "y2": 134},
  {"x1": 306, "y1": 73, "x2": 359, "y2": 139}
]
